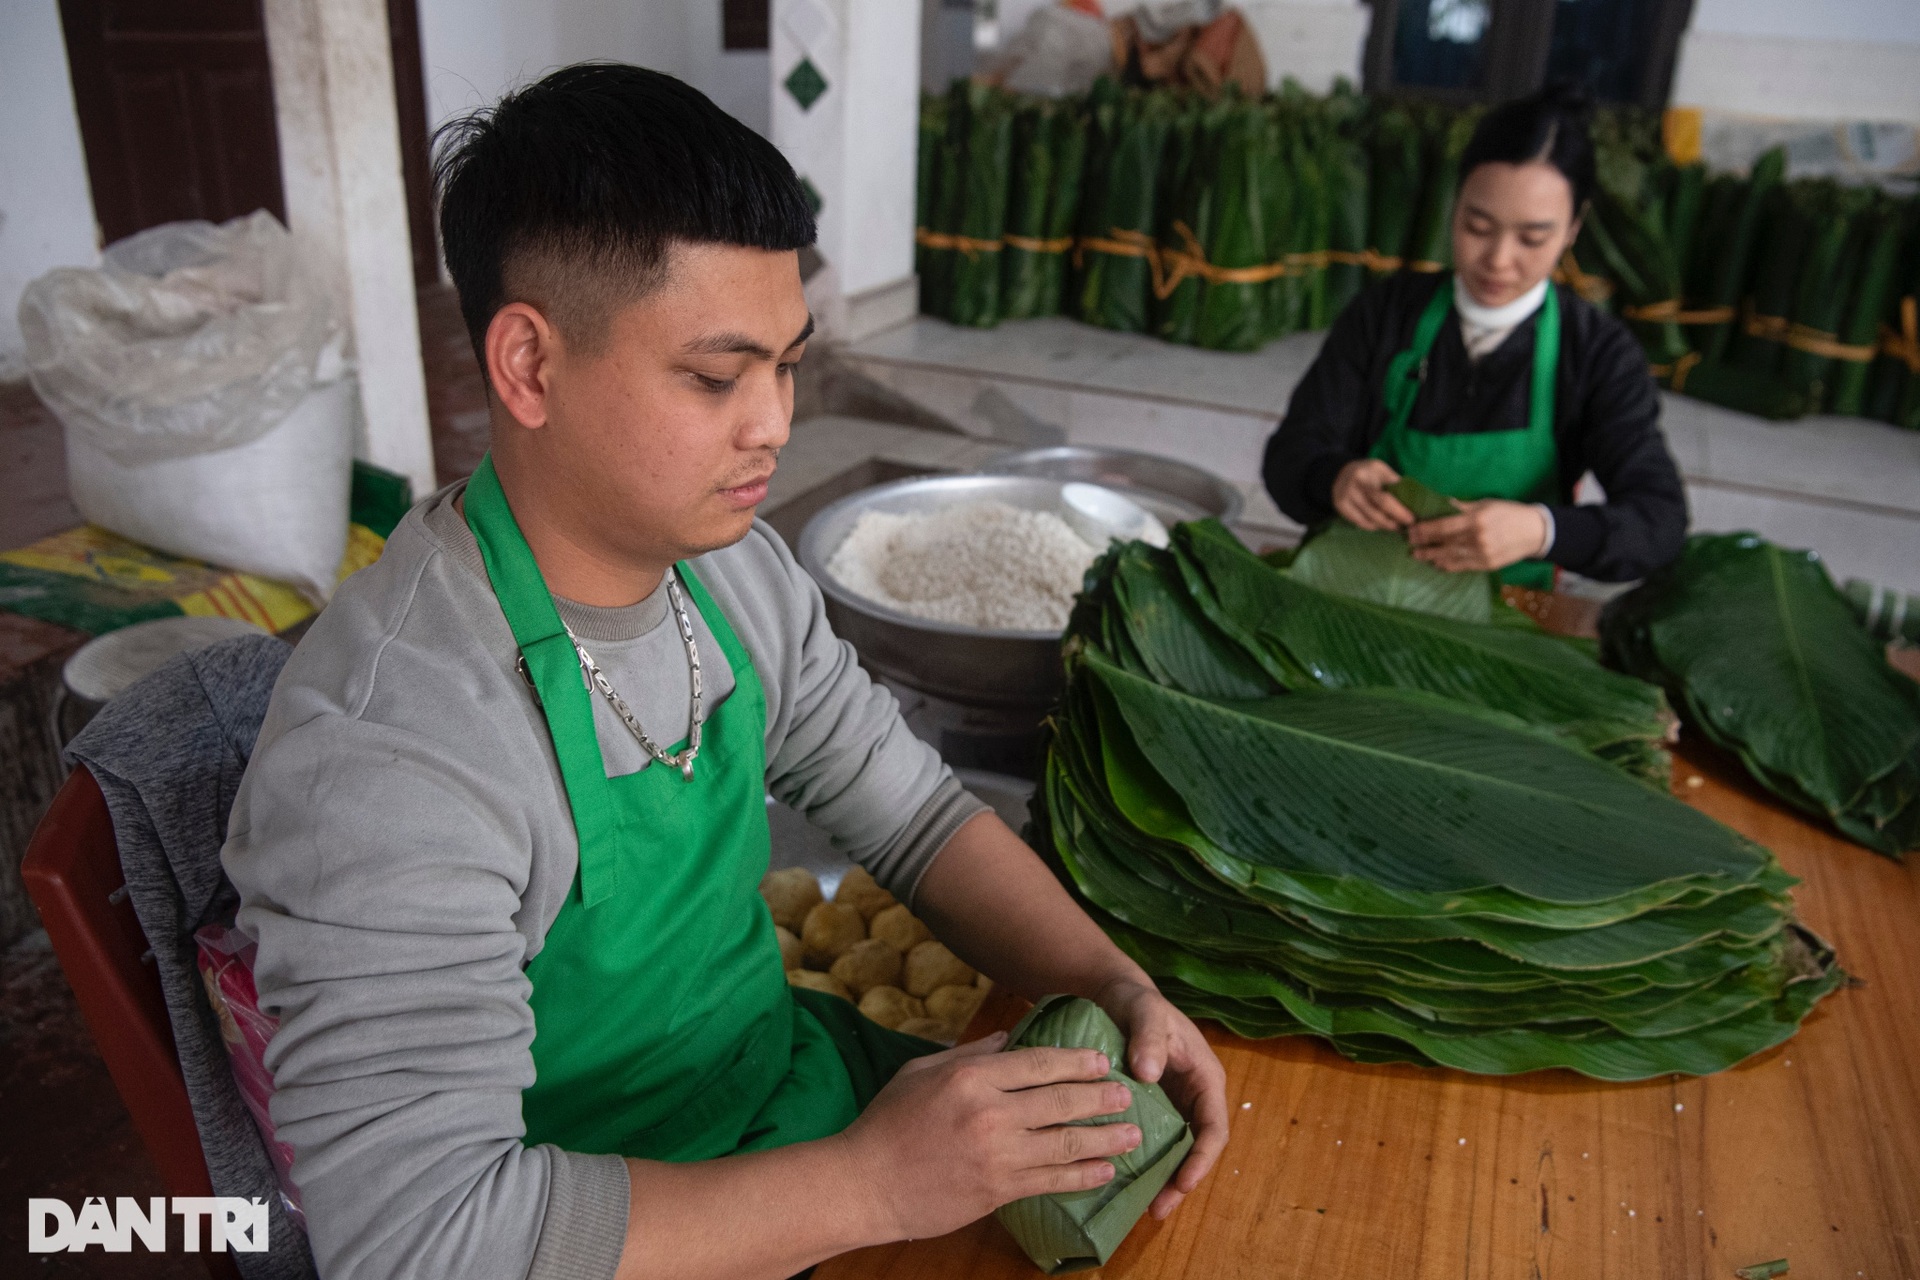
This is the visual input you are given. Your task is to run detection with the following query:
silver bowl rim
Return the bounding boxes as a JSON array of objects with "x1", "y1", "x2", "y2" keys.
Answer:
[
  {"x1": 977, "y1": 443, "x2": 1245, "y2": 524},
  {"x1": 795, "y1": 473, "x2": 1093, "y2": 643}
]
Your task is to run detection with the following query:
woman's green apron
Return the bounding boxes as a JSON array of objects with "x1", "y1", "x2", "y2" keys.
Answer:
[
  {"x1": 1371, "y1": 276, "x2": 1561, "y2": 591},
  {"x1": 462, "y1": 455, "x2": 931, "y2": 1162}
]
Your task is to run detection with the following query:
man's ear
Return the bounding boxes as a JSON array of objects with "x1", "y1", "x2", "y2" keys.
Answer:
[{"x1": 486, "y1": 302, "x2": 559, "y2": 430}]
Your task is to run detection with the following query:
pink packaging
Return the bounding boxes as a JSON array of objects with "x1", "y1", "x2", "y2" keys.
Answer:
[{"x1": 194, "y1": 923, "x2": 305, "y2": 1227}]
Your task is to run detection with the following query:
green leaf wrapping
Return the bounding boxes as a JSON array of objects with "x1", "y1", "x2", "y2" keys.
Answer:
[
  {"x1": 993, "y1": 996, "x2": 1194, "y2": 1274},
  {"x1": 1601, "y1": 532, "x2": 1920, "y2": 856},
  {"x1": 1172, "y1": 521, "x2": 1674, "y2": 780},
  {"x1": 1042, "y1": 524, "x2": 1844, "y2": 1079},
  {"x1": 948, "y1": 84, "x2": 1017, "y2": 328},
  {"x1": 1074, "y1": 83, "x2": 1174, "y2": 334},
  {"x1": 1285, "y1": 522, "x2": 1503, "y2": 624}
]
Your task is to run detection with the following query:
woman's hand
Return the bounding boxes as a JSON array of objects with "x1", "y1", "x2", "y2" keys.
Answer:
[
  {"x1": 1407, "y1": 499, "x2": 1549, "y2": 572},
  {"x1": 1331, "y1": 458, "x2": 1416, "y2": 530},
  {"x1": 1093, "y1": 978, "x2": 1230, "y2": 1220}
]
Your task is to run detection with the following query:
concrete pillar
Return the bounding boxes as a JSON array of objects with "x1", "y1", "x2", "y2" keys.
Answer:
[
  {"x1": 771, "y1": 0, "x2": 922, "y2": 343},
  {"x1": 263, "y1": 0, "x2": 437, "y2": 502}
]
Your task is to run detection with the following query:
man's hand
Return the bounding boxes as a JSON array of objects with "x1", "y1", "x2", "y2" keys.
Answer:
[
  {"x1": 1331, "y1": 458, "x2": 1415, "y2": 531},
  {"x1": 1094, "y1": 979, "x2": 1230, "y2": 1219},
  {"x1": 837, "y1": 1032, "x2": 1140, "y2": 1242},
  {"x1": 1407, "y1": 498, "x2": 1549, "y2": 572}
]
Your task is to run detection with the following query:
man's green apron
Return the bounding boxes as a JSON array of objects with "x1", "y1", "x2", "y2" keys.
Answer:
[
  {"x1": 1371, "y1": 275, "x2": 1562, "y2": 591},
  {"x1": 462, "y1": 455, "x2": 932, "y2": 1162}
]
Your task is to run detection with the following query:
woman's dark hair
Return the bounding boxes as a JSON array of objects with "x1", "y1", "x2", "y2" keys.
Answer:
[
  {"x1": 1458, "y1": 82, "x2": 1596, "y2": 215},
  {"x1": 434, "y1": 63, "x2": 816, "y2": 364}
]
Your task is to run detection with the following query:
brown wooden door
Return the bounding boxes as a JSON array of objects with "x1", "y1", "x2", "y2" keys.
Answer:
[
  {"x1": 58, "y1": 0, "x2": 437, "y2": 278},
  {"x1": 59, "y1": 0, "x2": 287, "y2": 247}
]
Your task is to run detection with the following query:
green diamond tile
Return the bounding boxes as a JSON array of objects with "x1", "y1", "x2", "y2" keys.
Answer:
[
  {"x1": 797, "y1": 176, "x2": 824, "y2": 217},
  {"x1": 784, "y1": 57, "x2": 828, "y2": 111}
]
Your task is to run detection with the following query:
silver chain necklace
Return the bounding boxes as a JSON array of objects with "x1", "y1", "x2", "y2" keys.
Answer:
[{"x1": 566, "y1": 571, "x2": 704, "y2": 781}]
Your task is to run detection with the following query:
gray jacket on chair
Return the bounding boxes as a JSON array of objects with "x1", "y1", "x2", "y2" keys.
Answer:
[{"x1": 65, "y1": 633, "x2": 314, "y2": 1280}]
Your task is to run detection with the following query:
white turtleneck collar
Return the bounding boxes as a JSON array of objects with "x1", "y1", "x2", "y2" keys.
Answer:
[{"x1": 1454, "y1": 275, "x2": 1549, "y2": 361}]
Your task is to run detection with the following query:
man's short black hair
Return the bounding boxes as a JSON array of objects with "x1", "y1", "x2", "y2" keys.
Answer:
[{"x1": 434, "y1": 63, "x2": 816, "y2": 365}]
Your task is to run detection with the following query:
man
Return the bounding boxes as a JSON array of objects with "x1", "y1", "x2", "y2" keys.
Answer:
[{"x1": 225, "y1": 65, "x2": 1227, "y2": 1280}]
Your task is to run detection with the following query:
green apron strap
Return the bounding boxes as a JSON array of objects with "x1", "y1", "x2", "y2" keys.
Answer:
[
  {"x1": 463, "y1": 455, "x2": 624, "y2": 907},
  {"x1": 1530, "y1": 283, "x2": 1561, "y2": 440},
  {"x1": 1378, "y1": 279, "x2": 1456, "y2": 448}
]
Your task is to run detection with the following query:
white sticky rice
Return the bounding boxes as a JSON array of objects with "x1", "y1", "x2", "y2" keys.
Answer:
[{"x1": 826, "y1": 500, "x2": 1102, "y2": 632}]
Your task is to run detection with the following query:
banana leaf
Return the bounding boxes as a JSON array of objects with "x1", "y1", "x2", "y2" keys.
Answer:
[
  {"x1": 1284, "y1": 521, "x2": 1505, "y2": 624},
  {"x1": 1601, "y1": 532, "x2": 1920, "y2": 856},
  {"x1": 1194, "y1": 96, "x2": 1276, "y2": 352},
  {"x1": 1075, "y1": 84, "x2": 1174, "y2": 334},
  {"x1": 947, "y1": 83, "x2": 1017, "y2": 328},
  {"x1": 1040, "y1": 658, "x2": 1844, "y2": 1078},
  {"x1": 1283, "y1": 118, "x2": 1332, "y2": 332},
  {"x1": 1827, "y1": 194, "x2": 1905, "y2": 416},
  {"x1": 1322, "y1": 117, "x2": 1370, "y2": 318},
  {"x1": 1001, "y1": 99, "x2": 1088, "y2": 321},
  {"x1": 1388, "y1": 475, "x2": 1459, "y2": 520},
  {"x1": 1729, "y1": 186, "x2": 1809, "y2": 373},
  {"x1": 1587, "y1": 143, "x2": 1690, "y2": 369},
  {"x1": 1688, "y1": 148, "x2": 1784, "y2": 364},
  {"x1": 918, "y1": 92, "x2": 964, "y2": 318},
  {"x1": 1365, "y1": 106, "x2": 1423, "y2": 275},
  {"x1": 1147, "y1": 95, "x2": 1216, "y2": 345},
  {"x1": 1670, "y1": 360, "x2": 1811, "y2": 421},
  {"x1": 1089, "y1": 656, "x2": 1761, "y2": 903},
  {"x1": 1404, "y1": 106, "x2": 1477, "y2": 274},
  {"x1": 993, "y1": 996, "x2": 1193, "y2": 1274},
  {"x1": 1118, "y1": 924, "x2": 1841, "y2": 1081},
  {"x1": 1258, "y1": 105, "x2": 1301, "y2": 339},
  {"x1": 1052, "y1": 747, "x2": 1790, "y2": 991},
  {"x1": 1170, "y1": 521, "x2": 1674, "y2": 778},
  {"x1": 1780, "y1": 182, "x2": 1873, "y2": 406}
]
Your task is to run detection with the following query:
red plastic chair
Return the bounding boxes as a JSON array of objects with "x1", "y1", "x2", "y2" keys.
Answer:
[{"x1": 22, "y1": 763, "x2": 243, "y2": 1280}]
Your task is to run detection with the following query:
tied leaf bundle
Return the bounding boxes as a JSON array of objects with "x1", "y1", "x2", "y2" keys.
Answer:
[
  {"x1": 1001, "y1": 99, "x2": 1089, "y2": 321},
  {"x1": 993, "y1": 996, "x2": 1193, "y2": 1274},
  {"x1": 1042, "y1": 523, "x2": 1843, "y2": 1079},
  {"x1": 1601, "y1": 533, "x2": 1920, "y2": 857},
  {"x1": 1074, "y1": 82, "x2": 1175, "y2": 334}
]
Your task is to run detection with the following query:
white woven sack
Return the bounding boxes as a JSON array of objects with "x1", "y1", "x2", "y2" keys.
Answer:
[{"x1": 64, "y1": 375, "x2": 357, "y2": 603}]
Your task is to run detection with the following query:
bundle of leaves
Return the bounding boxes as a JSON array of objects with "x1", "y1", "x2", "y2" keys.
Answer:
[
  {"x1": 1601, "y1": 532, "x2": 1920, "y2": 857},
  {"x1": 1041, "y1": 522, "x2": 1844, "y2": 1079}
]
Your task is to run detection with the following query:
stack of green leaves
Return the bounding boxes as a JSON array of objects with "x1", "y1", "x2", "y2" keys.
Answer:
[
  {"x1": 1041, "y1": 522, "x2": 1843, "y2": 1079},
  {"x1": 1601, "y1": 532, "x2": 1920, "y2": 857},
  {"x1": 1000, "y1": 98, "x2": 1089, "y2": 321},
  {"x1": 1404, "y1": 105, "x2": 1478, "y2": 275},
  {"x1": 1073, "y1": 81, "x2": 1175, "y2": 334},
  {"x1": 1680, "y1": 148, "x2": 1783, "y2": 366},
  {"x1": 1364, "y1": 104, "x2": 1422, "y2": 277},
  {"x1": 993, "y1": 996, "x2": 1193, "y2": 1274},
  {"x1": 1864, "y1": 207, "x2": 1920, "y2": 431}
]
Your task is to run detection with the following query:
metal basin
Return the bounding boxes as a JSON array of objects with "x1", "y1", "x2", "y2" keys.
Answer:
[
  {"x1": 982, "y1": 445, "x2": 1244, "y2": 526},
  {"x1": 795, "y1": 474, "x2": 1085, "y2": 710}
]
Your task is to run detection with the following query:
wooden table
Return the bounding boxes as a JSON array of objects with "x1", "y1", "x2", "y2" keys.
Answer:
[{"x1": 818, "y1": 737, "x2": 1920, "y2": 1280}]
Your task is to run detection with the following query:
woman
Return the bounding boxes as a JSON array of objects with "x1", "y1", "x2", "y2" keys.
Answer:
[{"x1": 1262, "y1": 86, "x2": 1687, "y2": 587}]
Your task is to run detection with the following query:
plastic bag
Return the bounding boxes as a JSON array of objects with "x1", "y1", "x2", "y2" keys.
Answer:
[
  {"x1": 19, "y1": 209, "x2": 336, "y2": 465},
  {"x1": 195, "y1": 923, "x2": 306, "y2": 1228}
]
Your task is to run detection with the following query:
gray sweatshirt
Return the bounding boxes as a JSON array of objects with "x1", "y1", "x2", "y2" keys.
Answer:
[{"x1": 223, "y1": 483, "x2": 986, "y2": 1280}]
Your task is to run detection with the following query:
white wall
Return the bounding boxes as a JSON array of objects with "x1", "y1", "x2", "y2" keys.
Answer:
[
  {"x1": 0, "y1": 1, "x2": 99, "y2": 379},
  {"x1": 415, "y1": 0, "x2": 770, "y2": 140},
  {"x1": 1674, "y1": 0, "x2": 1920, "y2": 124}
]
